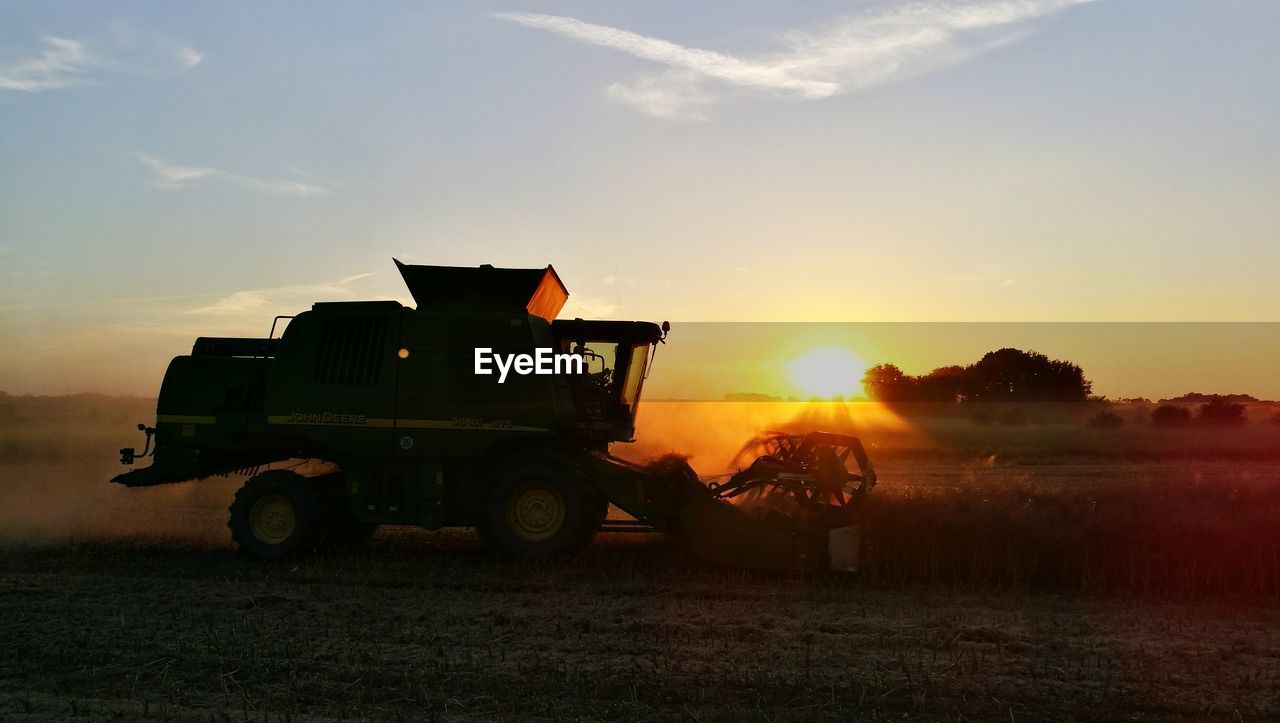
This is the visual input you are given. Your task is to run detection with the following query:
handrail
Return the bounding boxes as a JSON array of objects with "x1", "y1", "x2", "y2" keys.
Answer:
[{"x1": 268, "y1": 315, "x2": 295, "y2": 340}]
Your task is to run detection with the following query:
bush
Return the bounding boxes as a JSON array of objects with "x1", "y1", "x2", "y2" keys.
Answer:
[
  {"x1": 1151, "y1": 404, "x2": 1192, "y2": 428},
  {"x1": 1088, "y1": 410, "x2": 1124, "y2": 429},
  {"x1": 1198, "y1": 399, "x2": 1247, "y2": 427}
]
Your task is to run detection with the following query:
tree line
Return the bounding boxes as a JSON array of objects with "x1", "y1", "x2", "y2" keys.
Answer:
[{"x1": 862, "y1": 348, "x2": 1092, "y2": 403}]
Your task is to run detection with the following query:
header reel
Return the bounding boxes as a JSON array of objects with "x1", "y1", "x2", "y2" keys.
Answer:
[{"x1": 712, "y1": 432, "x2": 878, "y2": 532}]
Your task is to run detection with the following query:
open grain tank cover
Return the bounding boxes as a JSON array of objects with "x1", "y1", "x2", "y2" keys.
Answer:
[{"x1": 393, "y1": 259, "x2": 569, "y2": 321}]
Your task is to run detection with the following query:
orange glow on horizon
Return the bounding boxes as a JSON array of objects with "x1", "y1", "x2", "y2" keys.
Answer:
[{"x1": 625, "y1": 400, "x2": 917, "y2": 476}]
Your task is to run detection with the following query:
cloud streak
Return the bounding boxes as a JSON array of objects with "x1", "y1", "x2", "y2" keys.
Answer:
[
  {"x1": 139, "y1": 154, "x2": 330, "y2": 198},
  {"x1": 0, "y1": 36, "x2": 92, "y2": 92},
  {"x1": 0, "y1": 30, "x2": 201, "y2": 93},
  {"x1": 494, "y1": 0, "x2": 1097, "y2": 120},
  {"x1": 174, "y1": 46, "x2": 204, "y2": 69},
  {"x1": 493, "y1": 12, "x2": 839, "y2": 98},
  {"x1": 186, "y1": 273, "x2": 383, "y2": 317}
]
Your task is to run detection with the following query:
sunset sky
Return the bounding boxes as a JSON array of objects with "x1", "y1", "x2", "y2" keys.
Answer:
[{"x1": 2, "y1": 1, "x2": 1279, "y2": 397}]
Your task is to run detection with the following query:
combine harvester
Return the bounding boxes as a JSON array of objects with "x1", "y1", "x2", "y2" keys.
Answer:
[{"x1": 113, "y1": 261, "x2": 877, "y2": 571}]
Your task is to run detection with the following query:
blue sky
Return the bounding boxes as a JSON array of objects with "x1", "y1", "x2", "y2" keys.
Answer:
[{"x1": 1, "y1": 1, "x2": 1278, "y2": 394}]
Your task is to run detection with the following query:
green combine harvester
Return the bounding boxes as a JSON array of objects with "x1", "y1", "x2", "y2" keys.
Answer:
[{"x1": 114, "y1": 260, "x2": 877, "y2": 571}]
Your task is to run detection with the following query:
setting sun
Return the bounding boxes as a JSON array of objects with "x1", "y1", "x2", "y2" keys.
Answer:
[{"x1": 787, "y1": 347, "x2": 867, "y2": 399}]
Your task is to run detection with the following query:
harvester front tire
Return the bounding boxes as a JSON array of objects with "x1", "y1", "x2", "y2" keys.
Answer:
[
  {"x1": 229, "y1": 470, "x2": 321, "y2": 559},
  {"x1": 479, "y1": 453, "x2": 603, "y2": 559}
]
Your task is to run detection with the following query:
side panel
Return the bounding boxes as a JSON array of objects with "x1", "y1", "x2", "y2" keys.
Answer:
[
  {"x1": 156, "y1": 354, "x2": 270, "y2": 450},
  {"x1": 392, "y1": 308, "x2": 564, "y2": 459},
  {"x1": 260, "y1": 304, "x2": 401, "y2": 458},
  {"x1": 392, "y1": 309, "x2": 569, "y2": 528},
  {"x1": 344, "y1": 459, "x2": 445, "y2": 528},
  {"x1": 115, "y1": 354, "x2": 278, "y2": 486}
]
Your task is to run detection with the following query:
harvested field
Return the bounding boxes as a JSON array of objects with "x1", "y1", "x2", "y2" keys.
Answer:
[
  {"x1": 3, "y1": 395, "x2": 1280, "y2": 719},
  {"x1": 4, "y1": 533, "x2": 1280, "y2": 720}
]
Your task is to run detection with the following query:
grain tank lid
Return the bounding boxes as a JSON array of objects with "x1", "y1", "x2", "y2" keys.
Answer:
[{"x1": 393, "y1": 259, "x2": 569, "y2": 321}]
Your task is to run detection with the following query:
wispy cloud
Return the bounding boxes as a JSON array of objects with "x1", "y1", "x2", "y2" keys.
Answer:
[
  {"x1": 494, "y1": 0, "x2": 1096, "y2": 120},
  {"x1": 562, "y1": 294, "x2": 619, "y2": 321},
  {"x1": 139, "y1": 154, "x2": 216, "y2": 188},
  {"x1": 186, "y1": 272, "x2": 381, "y2": 317},
  {"x1": 139, "y1": 154, "x2": 330, "y2": 198},
  {"x1": 602, "y1": 274, "x2": 640, "y2": 287},
  {"x1": 174, "y1": 46, "x2": 204, "y2": 69},
  {"x1": 339, "y1": 271, "x2": 379, "y2": 286},
  {"x1": 0, "y1": 29, "x2": 201, "y2": 93},
  {"x1": 943, "y1": 269, "x2": 1019, "y2": 286},
  {"x1": 493, "y1": 12, "x2": 839, "y2": 98},
  {"x1": 0, "y1": 36, "x2": 93, "y2": 92}
]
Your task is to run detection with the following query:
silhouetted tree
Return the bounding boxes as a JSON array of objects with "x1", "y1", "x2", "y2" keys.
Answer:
[
  {"x1": 963, "y1": 348, "x2": 1092, "y2": 402},
  {"x1": 862, "y1": 364, "x2": 914, "y2": 402},
  {"x1": 860, "y1": 348, "x2": 1090, "y2": 399},
  {"x1": 1197, "y1": 399, "x2": 1246, "y2": 427},
  {"x1": 723, "y1": 393, "x2": 781, "y2": 402},
  {"x1": 1164, "y1": 392, "x2": 1259, "y2": 404},
  {"x1": 1152, "y1": 404, "x2": 1193, "y2": 428},
  {"x1": 862, "y1": 349, "x2": 1092, "y2": 403},
  {"x1": 1089, "y1": 410, "x2": 1125, "y2": 429},
  {"x1": 915, "y1": 365, "x2": 967, "y2": 403}
]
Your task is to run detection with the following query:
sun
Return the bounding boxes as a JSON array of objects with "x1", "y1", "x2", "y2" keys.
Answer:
[{"x1": 787, "y1": 347, "x2": 866, "y2": 400}]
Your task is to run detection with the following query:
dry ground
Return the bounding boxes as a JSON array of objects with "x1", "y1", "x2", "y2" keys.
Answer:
[
  {"x1": 3, "y1": 395, "x2": 1280, "y2": 720},
  {"x1": 4, "y1": 457, "x2": 1280, "y2": 721},
  {"x1": 4, "y1": 530, "x2": 1280, "y2": 721}
]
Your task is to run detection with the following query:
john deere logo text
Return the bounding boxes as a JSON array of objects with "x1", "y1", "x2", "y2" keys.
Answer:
[
  {"x1": 474, "y1": 347, "x2": 585, "y2": 383},
  {"x1": 287, "y1": 411, "x2": 368, "y2": 425}
]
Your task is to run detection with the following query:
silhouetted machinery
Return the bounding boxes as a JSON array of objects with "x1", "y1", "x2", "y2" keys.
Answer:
[{"x1": 114, "y1": 260, "x2": 877, "y2": 570}]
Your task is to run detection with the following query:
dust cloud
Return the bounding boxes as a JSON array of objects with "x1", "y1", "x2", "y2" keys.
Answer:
[
  {"x1": 0, "y1": 396, "x2": 917, "y2": 546},
  {"x1": 0, "y1": 458, "x2": 244, "y2": 547},
  {"x1": 0, "y1": 395, "x2": 240, "y2": 546},
  {"x1": 620, "y1": 400, "x2": 919, "y2": 475}
]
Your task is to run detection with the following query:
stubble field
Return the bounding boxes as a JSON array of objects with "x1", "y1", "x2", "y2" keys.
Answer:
[{"x1": 2, "y1": 395, "x2": 1280, "y2": 720}]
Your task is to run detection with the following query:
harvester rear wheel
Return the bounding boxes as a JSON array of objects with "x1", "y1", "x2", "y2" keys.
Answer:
[
  {"x1": 229, "y1": 470, "x2": 320, "y2": 558},
  {"x1": 479, "y1": 452, "x2": 603, "y2": 558}
]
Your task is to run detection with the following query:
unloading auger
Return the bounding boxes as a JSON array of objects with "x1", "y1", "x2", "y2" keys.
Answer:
[{"x1": 112, "y1": 260, "x2": 878, "y2": 571}]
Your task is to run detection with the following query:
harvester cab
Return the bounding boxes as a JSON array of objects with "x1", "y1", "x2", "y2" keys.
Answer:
[
  {"x1": 113, "y1": 260, "x2": 877, "y2": 572},
  {"x1": 550, "y1": 318, "x2": 666, "y2": 445}
]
